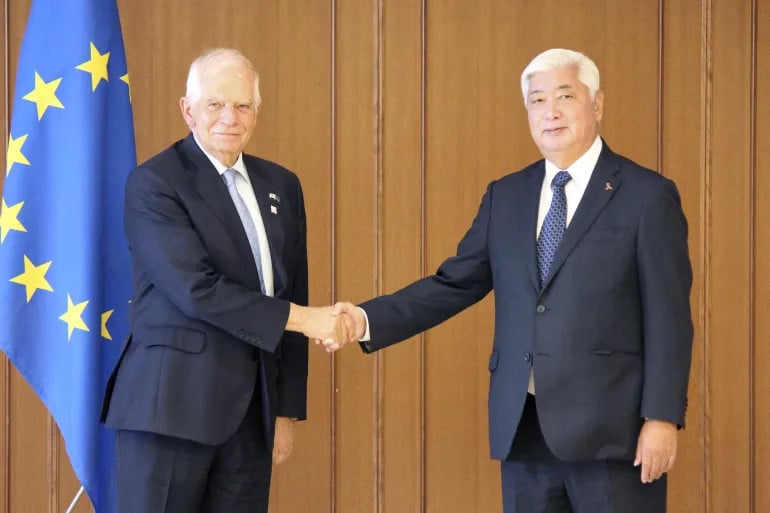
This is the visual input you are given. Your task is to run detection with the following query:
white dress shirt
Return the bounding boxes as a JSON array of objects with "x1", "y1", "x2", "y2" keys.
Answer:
[{"x1": 194, "y1": 136, "x2": 274, "y2": 297}]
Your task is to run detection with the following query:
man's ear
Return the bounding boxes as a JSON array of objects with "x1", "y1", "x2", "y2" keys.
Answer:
[
  {"x1": 592, "y1": 89, "x2": 605, "y2": 121},
  {"x1": 180, "y1": 97, "x2": 195, "y2": 128}
]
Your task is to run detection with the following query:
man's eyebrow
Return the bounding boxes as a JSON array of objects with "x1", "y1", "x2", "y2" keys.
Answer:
[{"x1": 528, "y1": 83, "x2": 578, "y2": 97}]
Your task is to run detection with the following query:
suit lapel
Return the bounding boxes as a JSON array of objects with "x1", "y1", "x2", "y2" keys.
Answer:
[
  {"x1": 245, "y1": 161, "x2": 288, "y2": 296},
  {"x1": 524, "y1": 163, "x2": 546, "y2": 292},
  {"x1": 182, "y1": 136, "x2": 257, "y2": 271},
  {"x1": 539, "y1": 145, "x2": 621, "y2": 292}
]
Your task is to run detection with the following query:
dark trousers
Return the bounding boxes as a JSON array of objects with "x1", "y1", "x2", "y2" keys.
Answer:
[
  {"x1": 115, "y1": 385, "x2": 272, "y2": 513},
  {"x1": 501, "y1": 394, "x2": 666, "y2": 513}
]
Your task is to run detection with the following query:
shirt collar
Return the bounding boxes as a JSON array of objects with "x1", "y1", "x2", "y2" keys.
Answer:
[
  {"x1": 544, "y1": 135, "x2": 603, "y2": 189},
  {"x1": 192, "y1": 134, "x2": 248, "y2": 179}
]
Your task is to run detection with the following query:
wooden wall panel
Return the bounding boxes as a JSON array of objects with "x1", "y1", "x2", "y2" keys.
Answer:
[
  {"x1": 7, "y1": 372, "x2": 48, "y2": 512},
  {"x1": 333, "y1": 0, "x2": 378, "y2": 512},
  {"x1": 709, "y1": 0, "x2": 753, "y2": 511},
  {"x1": 753, "y1": 2, "x2": 769, "y2": 511},
  {"x1": 599, "y1": 2, "x2": 660, "y2": 170},
  {"x1": 423, "y1": 1, "x2": 498, "y2": 511},
  {"x1": 2, "y1": 0, "x2": 770, "y2": 512},
  {"x1": 661, "y1": 0, "x2": 707, "y2": 511},
  {"x1": 380, "y1": 0, "x2": 425, "y2": 512}
]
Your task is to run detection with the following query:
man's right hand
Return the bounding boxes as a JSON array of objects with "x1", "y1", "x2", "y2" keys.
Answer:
[
  {"x1": 315, "y1": 302, "x2": 366, "y2": 352},
  {"x1": 286, "y1": 304, "x2": 350, "y2": 346}
]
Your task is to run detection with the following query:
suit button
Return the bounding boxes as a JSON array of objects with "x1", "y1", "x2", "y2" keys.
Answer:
[
  {"x1": 524, "y1": 353, "x2": 532, "y2": 362},
  {"x1": 536, "y1": 304, "x2": 546, "y2": 314}
]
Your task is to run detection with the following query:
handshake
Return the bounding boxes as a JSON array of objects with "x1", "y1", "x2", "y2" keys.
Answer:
[{"x1": 291, "y1": 302, "x2": 366, "y2": 352}]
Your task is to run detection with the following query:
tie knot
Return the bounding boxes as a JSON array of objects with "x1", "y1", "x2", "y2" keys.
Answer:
[
  {"x1": 223, "y1": 167, "x2": 238, "y2": 187},
  {"x1": 552, "y1": 170, "x2": 571, "y2": 189}
]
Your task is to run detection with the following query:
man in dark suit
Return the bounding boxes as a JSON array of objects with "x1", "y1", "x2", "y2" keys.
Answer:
[
  {"x1": 101, "y1": 48, "x2": 348, "y2": 513},
  {"x1": 329, "y1": 48, "x2": 693, "y2": 513}
]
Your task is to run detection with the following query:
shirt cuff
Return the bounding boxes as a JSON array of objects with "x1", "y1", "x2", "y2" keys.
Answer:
[{"x1": 358, "y1": 306, "x2": 371, "y2": 341}]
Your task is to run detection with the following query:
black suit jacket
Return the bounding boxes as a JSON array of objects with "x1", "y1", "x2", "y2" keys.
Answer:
[
  {"x1": 360, "y1": 142, "x2": 693, "y2": 461},
  {"x1": 102, "y1": 134, "x2": 308, "y2": 446}
]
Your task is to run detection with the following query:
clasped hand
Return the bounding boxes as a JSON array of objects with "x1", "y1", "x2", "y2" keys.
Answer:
[{"x1": 299, "y1": 302, "x2": 365, "y2": 352}]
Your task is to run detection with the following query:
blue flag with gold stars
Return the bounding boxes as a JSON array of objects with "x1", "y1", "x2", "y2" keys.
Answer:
[{"x1": 0, "y1": 0, "x2": 135, "y2": 511}]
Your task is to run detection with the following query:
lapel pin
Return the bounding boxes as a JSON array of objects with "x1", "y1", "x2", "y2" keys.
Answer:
[
  {"x1": 604, "y1": 182, "x2": 613, "y2": 191},
  {"x1": 270, "y1": 205, "x2": 278, "y2": 215},
  {"x1": 269, "y1": 193, "x2": 280, "y2": 203}
]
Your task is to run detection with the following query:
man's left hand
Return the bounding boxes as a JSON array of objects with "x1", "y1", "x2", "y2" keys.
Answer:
[
  {"x1": 634, "y1": 419, "x2": 678, "y2": 483},
  {"x1": 272, "y1": 416, "x2": 296, "y2": 465}
]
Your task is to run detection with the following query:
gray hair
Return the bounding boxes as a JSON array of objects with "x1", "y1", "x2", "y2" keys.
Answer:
[
  {"x1": 185, "y1": 48, "x2": 262, "y2": 109},
  {"x1": 520, "y1": 48, "x2": 600, "y2": 105}
]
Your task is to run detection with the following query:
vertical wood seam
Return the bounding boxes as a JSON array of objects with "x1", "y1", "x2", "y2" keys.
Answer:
[
  {"x1": 373, "y1": 0, "x2": 384, "y2": 511},
  {"x1": 700, "y1": 0, "x2": 713, "y2": 511},
  {"x1": 748, "y1": 0, "x2": 757, "y2": 510},
  {"x1": 657, "y1": 0, "x2": 664, "y2": 174},
  {"x1": 329, "y1": 0, "x2": 337, "y2": 511},
  {"x1": 419, "y1": 0, "x2": 427, "y2": 511}
]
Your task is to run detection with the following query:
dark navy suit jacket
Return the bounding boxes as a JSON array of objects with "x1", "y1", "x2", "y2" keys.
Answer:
[
  {"x1": 360, "y1": 142, "x2": 693, "y2": 462},
  {"x1": 102, "y1": 134, "x2": 308, "y2": 446}
]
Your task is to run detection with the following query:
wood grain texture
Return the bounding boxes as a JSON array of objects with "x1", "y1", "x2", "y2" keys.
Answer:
[
  {"x1": 752, "y1": 1, "x2": 769, "y2": 512},
  {"x1": 709, "y1": 0, "x2": 753, "y2": 511},
  {"x1": 332, "y1": 0, "x2": 378, "y2": 512},
  {"x1": 661, "y1": 0, "x2": 708, "y2": 510},
  {"x1": 380, "y1": 0, "x2": 425, "y2": 512},
  {"x1": 423, "y1": 2, "x2": 499, "y2": 511}
]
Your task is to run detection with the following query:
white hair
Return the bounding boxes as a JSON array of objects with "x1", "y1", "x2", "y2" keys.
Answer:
[
  {"x1": 185, "y1": 48, "x2": 262, "y2": 109},
  {"x1": 520, "y1": 48, "x2": 600, "y2": 105}
]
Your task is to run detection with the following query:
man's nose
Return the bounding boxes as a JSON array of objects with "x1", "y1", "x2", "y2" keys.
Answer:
[
  {"x1": 219, "y1": 105, "x2": 237, "y2": 124},
  {"x1": 544, "y1": 100, "x2": 561, "y2": 120}
]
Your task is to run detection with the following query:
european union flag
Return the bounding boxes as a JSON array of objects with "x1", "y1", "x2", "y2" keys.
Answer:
[{"x1": 0, "y1": 0, "x2": 135, "y2": 511}]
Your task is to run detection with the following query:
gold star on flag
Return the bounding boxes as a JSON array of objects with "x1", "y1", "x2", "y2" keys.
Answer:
[
  {"x1": 0, "y1": 199, "x2": 27, "y2": 243},
  {"x1": 22, "y1": 72, "x2": 64, "y2": 120},
  {"x1": 101, "y1": 309, "x2": 114, "y2": 340},
  {"x1": 120, "y1": 73, "x2": 131, "y2": 103},
  {"x1": 59, "y1": 294, "x2": 90, "y2": 341},
  {"x1": 76, "y1": 42, "x2": 110, "y2": 91},
  {"x1": 6, "y1": 133, "x2": 31, "y2": 176},
  {"x1": 9, "y1": 255, "x2": 54, "y2": 302}
]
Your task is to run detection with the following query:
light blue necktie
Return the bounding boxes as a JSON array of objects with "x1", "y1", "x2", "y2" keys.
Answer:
[
  {"x1": 223, "y1": 168, "x2": 266, "y2": 293},
  {"x1": 537, "y1": 170, "x2": 572, "y2": 287}
]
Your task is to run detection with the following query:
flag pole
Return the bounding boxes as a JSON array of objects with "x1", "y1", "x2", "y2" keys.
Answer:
[{"x1": 65, "y1": 486, "x2": 85, "y2": 513}]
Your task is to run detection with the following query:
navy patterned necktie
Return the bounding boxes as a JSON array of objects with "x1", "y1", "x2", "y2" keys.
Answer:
[
  {"x1": 537, "y1": 170, "x2": 572, "y2": 287},
  {"x1": 223, "y1": 168, "x2": 266, "y2": 294}
]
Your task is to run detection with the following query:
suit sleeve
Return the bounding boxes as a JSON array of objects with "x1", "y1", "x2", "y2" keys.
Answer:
[
  {"x1": 359, "y1": 182, "x2": 496, "y2": 352},
  {"x1": 276, "y1": 177, "x2": 309, "y2": 419},
  {"x1": 637, "y1": 178, "x2": 694, "y2": 426},
  {"x1": 124, "y1": 165, "x2": 290, "y2": 353}
]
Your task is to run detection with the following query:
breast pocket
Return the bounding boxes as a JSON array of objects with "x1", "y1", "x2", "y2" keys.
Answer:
[{"x1": 582, "y1": 227, "x2": 633, "y2": 243}]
